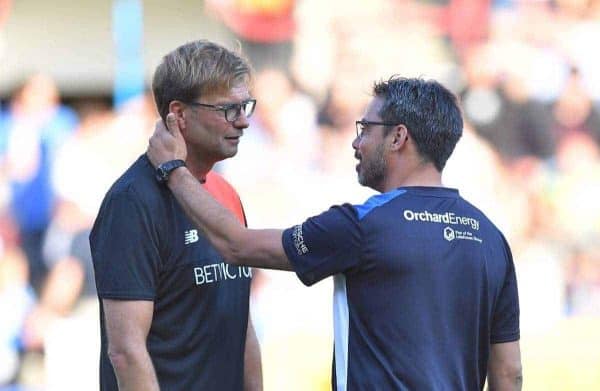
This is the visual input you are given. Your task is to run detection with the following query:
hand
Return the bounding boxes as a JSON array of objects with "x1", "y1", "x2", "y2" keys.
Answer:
[{"x1": 147, "y1": 113, "x2": 187, "y2": 168}]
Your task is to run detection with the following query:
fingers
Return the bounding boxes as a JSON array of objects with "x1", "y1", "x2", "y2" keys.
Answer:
[
  {"x1": 165, "y1": 113, "x2": 182, "y2": 138},
  {"x1": 153, "y1": 119, "x2": 169, "y2": 143},
  {"x1": 147, "y1": 113, "x2": 188, "y2": 164}
]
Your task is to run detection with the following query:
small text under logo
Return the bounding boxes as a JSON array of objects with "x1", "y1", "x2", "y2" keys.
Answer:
[{"x1": 292, "y1": 224, "x2": 309, "y2": 255}]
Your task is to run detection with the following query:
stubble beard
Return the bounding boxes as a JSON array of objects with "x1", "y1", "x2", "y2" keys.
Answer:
[{"x1": 357, "y1": 142, "x2": 387, "y2": 190}]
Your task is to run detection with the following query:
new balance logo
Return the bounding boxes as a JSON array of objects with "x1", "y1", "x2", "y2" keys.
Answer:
[{"x1": 184, "y1": 229, "x2": 199, "y2": 245}]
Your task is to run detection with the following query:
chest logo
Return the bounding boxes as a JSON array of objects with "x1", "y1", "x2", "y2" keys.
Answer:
[
  {"x1": 444, "y1": 226, "x2": 455, "y2": 241},
  {"x1": 184, "y1": 229, "x2": 199, "y2": 245}
]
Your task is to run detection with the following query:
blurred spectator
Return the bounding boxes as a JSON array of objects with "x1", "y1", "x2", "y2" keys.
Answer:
[
  {"x1": 206, "y1": 0, "x2": 296, "y2": 71},
  {"x1": 292, "y1": 0, "x2": 452, "y2": 99},
  {"x1": 0, "y1": 213, "x2": 34, "y2": 386},
  {"x1": 551, "y1": 132, "x2": 600, "y2": 315},
  {"x1": 551, "y1": 132, "x2": 600, "y2": 241},
  {"x1": 444, "y1": 0, "x2": 493, "y2": 56},
  {"x1": 553, "y1": 0, "x2": 600, "y2": 94},
  {"x1": 0, "y1": 74, "x2": 78, "y2": 296},
  {"x1": 510, "y1": 165, "x2": 566, "y2": 333},
  {"x1": 242, "y1": 68, "x2": 319, "y2": 176},
  {"x1": 564, "y1": 242, "x2": 600, "y2": 316},
  {"x1": 316, "y1": 75, "x2": 371, "y2": 181},
  {"x1": 460, "y1": 45, "x2": 556, "y2": 162},
  {"x1": 550, "y1": 67, "x2": 600, "y2": 147}
]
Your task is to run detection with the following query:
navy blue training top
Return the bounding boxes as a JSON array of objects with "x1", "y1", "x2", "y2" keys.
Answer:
[
  {"x1": 282, "y1": 187, "x2": 519, "y2": 391},
  {"x1": 90, "y1": 155, "x2": 252, "y2": 391}
]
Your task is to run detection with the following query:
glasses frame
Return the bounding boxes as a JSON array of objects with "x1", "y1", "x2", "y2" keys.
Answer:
[
  {"x1": 186, "y1": 99, "x2": 257, "y2": 123},
  {"x1": 355, "y1": 120, "x2": 399, "y2": 139}
]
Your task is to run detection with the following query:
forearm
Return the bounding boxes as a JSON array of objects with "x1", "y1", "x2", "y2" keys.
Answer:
[
  {"x1": 487, "y1": 369, "x2": 522, "y2": 391},
  {"x1": 109, "y1": 348, "x2": 160, "y2": 391},
  {"x1": 487, "y1": 341, "x2": 523, "y2": 391},
  {"x1": 168, "y1": 167, "x2": 247, "y2": 262},
  {"x1": 167, "y1": 167, "x2": 292, "y2": 270},
  {"x1": 244, "y1": 317, "x2": 263, "y2": 391},
  {"x1": 487, "y1": 375, "x2": 522, "y2": 391}
]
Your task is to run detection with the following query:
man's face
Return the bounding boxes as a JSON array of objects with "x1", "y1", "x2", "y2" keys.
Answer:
[
  {"x1": 182, "y1": 83, "x2": 252, "y2": 164},
  {"x1": 352, "y1": 97, "x2": 389, "y2": 191}
]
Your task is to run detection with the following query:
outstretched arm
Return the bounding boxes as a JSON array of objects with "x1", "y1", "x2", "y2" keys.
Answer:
[{"x1": 147, "y1": 114, "x2": 293, "y2": 271}]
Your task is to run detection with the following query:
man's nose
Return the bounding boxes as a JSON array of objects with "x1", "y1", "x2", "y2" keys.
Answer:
[{"x1": 233, "y1": 111, "x2": 249, "y2": 128}]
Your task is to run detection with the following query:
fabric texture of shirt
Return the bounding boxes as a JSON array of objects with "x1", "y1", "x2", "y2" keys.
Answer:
[
  {"x1": 282, "y1": 186, "x2": 519, "y2": 391},
  {"x1": 91, "y1": 155, "x2": 252, "y2": 391}
]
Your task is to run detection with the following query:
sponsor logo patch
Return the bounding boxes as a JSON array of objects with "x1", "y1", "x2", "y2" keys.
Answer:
[
  {"x1": 403, "y1": 209, "x2": 480, "y2": 230},
  {"x1": 403, "y1": 210, "x2": 483, "y2": 243},
  {"x1": 194, "y1": 263, "x2": 252, "y2": 285},
  {"x1": 292, "y1": 224, "x2": 309, "y2": 255}
]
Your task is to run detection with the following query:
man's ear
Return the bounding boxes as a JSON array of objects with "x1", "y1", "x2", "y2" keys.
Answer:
[
  {"x1": 389, "y1": 124, "x2": 409, "y2": 151},
  {"x1": 168, "y1": 101, "x2": 187, "y2": 132}
]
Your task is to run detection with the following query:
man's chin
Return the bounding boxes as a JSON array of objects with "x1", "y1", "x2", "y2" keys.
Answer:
[
  {"x1": 357, "y1": 173, "x2": 382, "y2": 191},
  {"x1": 222, "y1": 147, "x2": 239, "y2": 159},
  {"x1": 357, "y1": 173, "x2": 368, "y2": 187}
]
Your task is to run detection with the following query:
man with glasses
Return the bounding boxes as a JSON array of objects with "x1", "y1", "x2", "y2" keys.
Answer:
[
  {"x1": 90, "y1": 40, "x2": 262, "y2": 391},
  {"x1": 147, "y1": 76, "x2": 522, "y2": 390}
]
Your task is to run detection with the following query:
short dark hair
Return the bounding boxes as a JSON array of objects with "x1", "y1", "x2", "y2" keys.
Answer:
[
  {"x1": 373, "y1": 76, "x2": 463, "y2": 171},
  {"x1": 152, "y1": 40, "x2": 252, "y2": 121}
]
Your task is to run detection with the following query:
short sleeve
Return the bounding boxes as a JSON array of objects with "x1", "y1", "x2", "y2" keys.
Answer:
[
  {"x1": 282, "y1": 204, "x2": 362, "y2": 286},
  {"x1": 490, "y1": 237, "x2": 520, "y2": 343},
  {"x1": 90, "y1": 190, "x2": 162, "y2": 300}
]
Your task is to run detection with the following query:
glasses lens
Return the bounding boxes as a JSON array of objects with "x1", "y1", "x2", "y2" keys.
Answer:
[
  {"x1": 243, "y1": 100, "x2": 256, "y2": 118},
  {"x1": 356, "y1": 121, "x2": 364, "y2": 138},
  {"x1": 225, "y1": 106, "x2": 239, "y2": 122},
  {"x1": 225, "y1": 100, "x2": 256, "y2": 122}
]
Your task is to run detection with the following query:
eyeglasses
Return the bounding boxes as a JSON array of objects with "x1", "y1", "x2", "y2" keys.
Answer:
[
  {"x1": 186, "y1": 99, "x2": 257, "y2": 122},
  {"x1": 355, "y1": 120, "x2": 398, "y2": 139}
]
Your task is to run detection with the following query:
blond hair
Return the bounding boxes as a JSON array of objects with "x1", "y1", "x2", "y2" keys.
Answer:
[{"x1": 152, "y1": 40, "x2": 252, "y2": 121}]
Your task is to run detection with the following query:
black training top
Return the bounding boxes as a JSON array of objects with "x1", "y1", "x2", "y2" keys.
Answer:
[
  {"x1": 91, "y1": 155, "x2": 252, "y2": 391},
  {"x1": 282, "y1": 187, "x2": 519, "y2": 391}
]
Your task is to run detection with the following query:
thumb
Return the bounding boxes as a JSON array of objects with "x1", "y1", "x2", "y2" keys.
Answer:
[{"x1": 165, "y1": 113, "x2": 183, "y2": 139}]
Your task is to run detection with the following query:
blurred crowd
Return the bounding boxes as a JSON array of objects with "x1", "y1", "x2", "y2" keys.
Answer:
[{"x1": 1, "y1": 0, "x2": 599, "y2": 389}]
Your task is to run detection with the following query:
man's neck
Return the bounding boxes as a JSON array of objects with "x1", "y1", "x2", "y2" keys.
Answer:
[
  {"x1": 185, "y1": 154, "x2": 215, "y2": 183},
  {"x1": 380, "y1": 162, "x2": 443, "y2": 193}
]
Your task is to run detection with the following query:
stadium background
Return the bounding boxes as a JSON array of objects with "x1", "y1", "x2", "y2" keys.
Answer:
[{"x1": 0, "y1": 0, "x2": 599, "y2": 389}]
